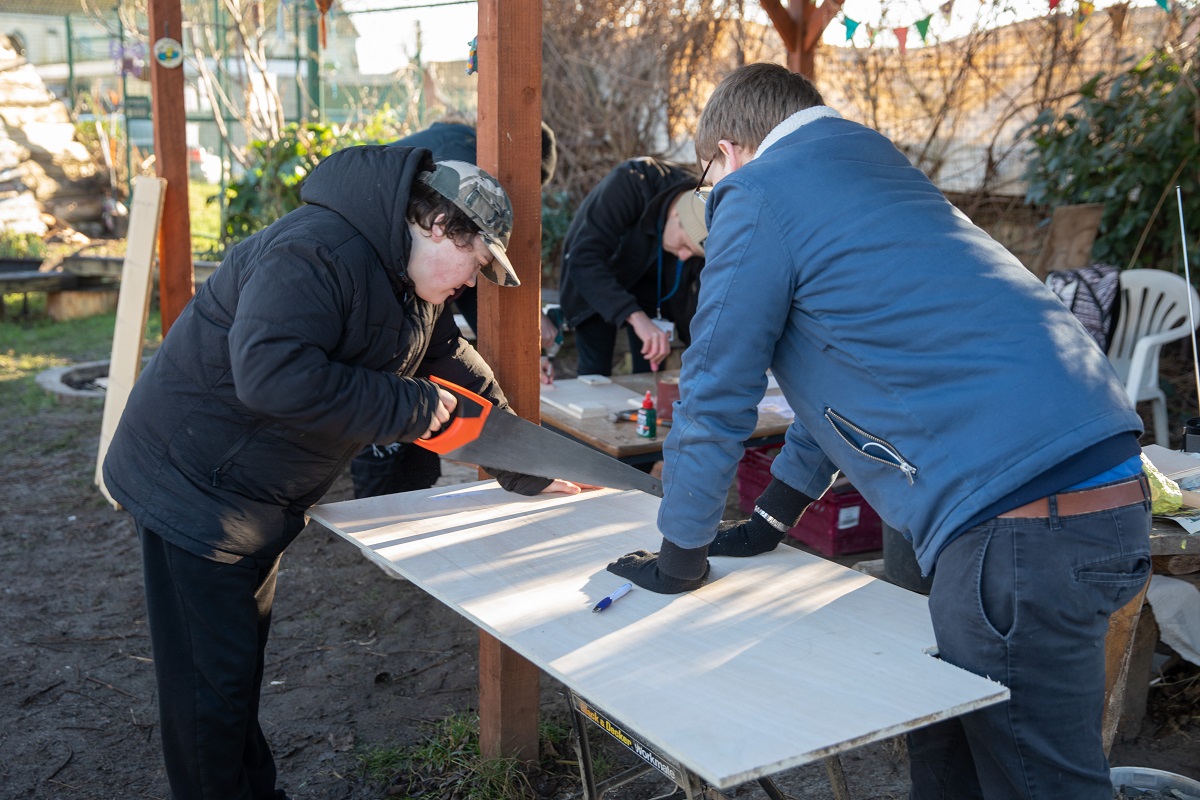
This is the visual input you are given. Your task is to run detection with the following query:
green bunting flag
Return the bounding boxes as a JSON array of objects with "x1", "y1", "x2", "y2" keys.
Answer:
[{"x1": 915, "y1": 15, "x2": 933, "y2": 42}]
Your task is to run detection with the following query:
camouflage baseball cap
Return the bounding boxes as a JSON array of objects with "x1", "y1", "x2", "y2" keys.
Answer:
[{"x1": 417, "y1": 160, "x2": 519, "y2": 287}]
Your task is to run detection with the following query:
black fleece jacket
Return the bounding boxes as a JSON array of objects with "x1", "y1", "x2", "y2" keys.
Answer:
[
  {"x1": 557, "y1": 157, "x2": 703, "y2": 341},
  {"x1": 103, "y1": 145, "x2": 533, "y2": 563}
]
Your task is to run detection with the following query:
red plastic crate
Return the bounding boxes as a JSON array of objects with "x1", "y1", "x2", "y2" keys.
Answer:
[
  {"x1": 736, "y1": 447, "x2": 777, "y2": 515},
  {"x1": 789, "y1": 489, "x2": 882, "y2": 556},
  {"x1": 735, "y1": 446, "x2": 882, "y2": 557}
]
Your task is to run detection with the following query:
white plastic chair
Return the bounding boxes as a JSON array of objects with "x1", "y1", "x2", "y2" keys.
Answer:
[{"x1": 1107, "y1": 269, "x2": 1200, "y2": 446}]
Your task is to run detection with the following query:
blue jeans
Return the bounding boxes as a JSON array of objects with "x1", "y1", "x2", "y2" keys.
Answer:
[{"x1": 908, "y1": 483, "x2": 1151, "y2": 800}]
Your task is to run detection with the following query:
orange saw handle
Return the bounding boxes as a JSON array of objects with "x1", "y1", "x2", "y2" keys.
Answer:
[{"x1": 413, "y1": 376, "x2": 492, "y2": 454}]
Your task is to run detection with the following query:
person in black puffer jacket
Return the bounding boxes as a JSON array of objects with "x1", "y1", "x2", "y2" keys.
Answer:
[{"x1": 102, "y1": 146, "x2": 583, "y2": 800}]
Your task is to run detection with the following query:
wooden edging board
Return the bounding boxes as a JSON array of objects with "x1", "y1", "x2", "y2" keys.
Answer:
[{"x1": 309, "y1": 482, "x2": 1008, "y2": 789}]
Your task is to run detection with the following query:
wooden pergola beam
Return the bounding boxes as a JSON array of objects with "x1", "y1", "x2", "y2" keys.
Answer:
[
  {"x1": 474, "y1": 0, "x2": 545, "y2": 762},
  {"x1": 758, "y1": 0, "x2": 844, "y2": 79}
]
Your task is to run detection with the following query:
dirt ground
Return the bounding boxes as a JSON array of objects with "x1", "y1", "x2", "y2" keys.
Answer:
[{"x1": 2, "y1": 387, "x2": 1199, "y2": 800}]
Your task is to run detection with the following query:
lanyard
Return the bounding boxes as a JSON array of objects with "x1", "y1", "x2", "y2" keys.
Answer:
[{"x1": 656, "y1": 218, "x2": 683, "y2": 317}]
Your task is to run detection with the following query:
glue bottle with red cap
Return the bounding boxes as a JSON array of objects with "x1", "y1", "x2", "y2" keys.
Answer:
[{"x1": 636, "y1": 390, "x2": 657, "y2": 438}]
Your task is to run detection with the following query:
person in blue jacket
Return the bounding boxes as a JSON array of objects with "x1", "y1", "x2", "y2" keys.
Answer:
[
  {"x1": 608, "y1": 63, "x2": 1152, "y2": 800},
  {"x1": 103, "y1": 148, "x2": 584, "y2": 800}
]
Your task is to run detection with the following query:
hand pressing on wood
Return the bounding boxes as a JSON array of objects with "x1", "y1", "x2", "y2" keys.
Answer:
[{"x1": 607, "y1": 539, "x2": 710, "y2": 594}]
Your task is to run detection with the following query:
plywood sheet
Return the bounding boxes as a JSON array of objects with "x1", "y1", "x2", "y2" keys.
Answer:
[
  {"x1": 540, "y1": 377, "x2": 646, "y2": 419},
  {"x1": 310, "y1": 484, "x2": 1008, "y2": 789},
  {"x1": 94, "y1": 177, "x2": 166, "y2": 507}
]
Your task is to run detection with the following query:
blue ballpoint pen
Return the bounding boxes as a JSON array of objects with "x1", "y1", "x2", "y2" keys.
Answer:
[{"x1": 592, "y1": 582, "x2": 633, "y2": 613}]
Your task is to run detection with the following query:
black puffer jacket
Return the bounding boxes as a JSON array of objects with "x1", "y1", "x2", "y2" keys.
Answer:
[{"x1": 103, "y1": 145, "x2": 518, "y2": 562}]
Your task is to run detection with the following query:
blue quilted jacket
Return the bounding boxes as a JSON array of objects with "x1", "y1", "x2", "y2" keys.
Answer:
[{"x1": 659, "y1": 112, "x2": 1141, "y2": 572}]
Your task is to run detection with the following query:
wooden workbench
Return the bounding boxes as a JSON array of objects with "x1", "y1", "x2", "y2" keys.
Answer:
[
  {"x1": 539, "y1": 371, "x2": 793, "y2": 464},
  {"x1": 309, "y1": 482, "x2": 1008, "y2": 791}
]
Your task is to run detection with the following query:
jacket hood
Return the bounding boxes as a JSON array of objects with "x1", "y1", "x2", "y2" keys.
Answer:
[{"x1": 300, "y1": 144, "x2": 433, "y2": 287}]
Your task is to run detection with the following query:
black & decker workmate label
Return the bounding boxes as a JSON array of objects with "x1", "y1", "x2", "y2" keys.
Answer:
[{"x1": 572, "y1": 692, "x2": 684, "y2": 785}]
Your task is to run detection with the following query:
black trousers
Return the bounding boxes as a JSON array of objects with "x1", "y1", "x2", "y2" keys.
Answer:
[
  {"x1": 573, "y1": 314, "x2": 652, "y2": 377},
  {"x1": 139, "y1": 526, "x2": 287, "y2": 800},
  {"x1": 349, "y1": 442, "x2": 442, "y2": 499}
]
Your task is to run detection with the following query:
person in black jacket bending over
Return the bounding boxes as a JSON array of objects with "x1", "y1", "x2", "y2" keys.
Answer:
[
  {"x1": 388, "y1": 117, "x2": 557, "y2": 335},
  {"x1": 102, "y1": 146, "x2": 585, "y2": 800},
  {"x1": 557, "y1": 157, "x2": 708, "y2": 376}
]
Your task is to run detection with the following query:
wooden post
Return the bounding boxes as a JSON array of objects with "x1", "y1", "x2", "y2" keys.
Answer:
[
  {"x1": 474, "y1": 0, "x2": 544, "y2": 762},
  {"x1": 147, "y1": 0, "x2": 195, "y2": 335}
]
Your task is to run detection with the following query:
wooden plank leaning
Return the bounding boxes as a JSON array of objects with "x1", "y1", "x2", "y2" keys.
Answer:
[{"x1": 94, "y1": 176, "x2": 167, "y2": 508}]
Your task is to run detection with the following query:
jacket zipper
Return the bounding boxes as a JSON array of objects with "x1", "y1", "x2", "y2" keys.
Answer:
[
  {"x1": 210, "y1": 421, "x2": 270, "y2": 487},
  {"x1": 823, "y1": 407, "x2": 918, "y2": 485}
]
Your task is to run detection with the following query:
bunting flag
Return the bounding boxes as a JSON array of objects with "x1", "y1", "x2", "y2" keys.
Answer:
[
  {"x1": 844, "y1": 15, "x2": 860, "y2": 40},
  {"x1": 939, "y1": 0, "x2": 955, "y2": 22},
  {"x1": 1108, "y1": 2, "x2": 1129, "y2": 38},
  {"x1": 915, "y1": 14, "x2": 933, "y2": 42},
  {"x1": 314, "y1": 0, "x2": 333, "y2": 48},
  {"x1": 1049, "y1": 0, "x2": 1061, "y2": 9},
  {"x1": 1154, "y1": 0, "x2": 1169, "y2": 10},
  {"x1": 866, "y1": 24, "x2": 879, "y2": 44},
  {"x1": 894, "y1": 26, "x2": 909, "y2": 55},
  {"x1": 1074, "y1": 0, "x2": 1095, "y2": 36},
  {"x1": 466, "y1": 38, "x2": 478, "y2": 75}
]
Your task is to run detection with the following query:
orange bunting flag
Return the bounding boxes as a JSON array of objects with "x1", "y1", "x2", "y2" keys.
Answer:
[
  {"x1": 893, "y1": 26, "x2": 909, "y2": 55},
  {"x1": 1108, "y1": 2, "x2": 1129, "y2": 37},
  {"x1": 315, "y1": 0, "x2": 334, "y2": 49},
  {"x1": 843, "y1": 15, "x2": 860, "y2": 40},
  {"x1": 915, "y1": 14, "x2": 933, "y2": 42}
]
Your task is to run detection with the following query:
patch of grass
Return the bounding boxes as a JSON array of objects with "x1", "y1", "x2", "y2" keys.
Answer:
[
  {"x1": 357, "y1": 739, "x2": 409, "y2": 784},
  {"x1": 0, "y1": 304, "x2": 162, "y2": 413},
  {"x1": 0, "y1": 231, "x2": 48, "y2": 259},
  {"x1": 356, "y1": 712, "x2": 537, "y2": 800}
]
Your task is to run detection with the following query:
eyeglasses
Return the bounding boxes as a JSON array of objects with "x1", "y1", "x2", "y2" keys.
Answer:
[{"x1": 693, "y1": 154, "x2": 718, "y2": 203}]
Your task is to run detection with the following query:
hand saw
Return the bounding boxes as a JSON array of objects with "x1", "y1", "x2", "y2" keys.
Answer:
[{"x1": 414, "y1": 376, "x2": 663, "y2": 497}]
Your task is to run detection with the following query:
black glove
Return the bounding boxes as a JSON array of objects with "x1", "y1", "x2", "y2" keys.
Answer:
[
  {"x1": 607, "y1": 538, "x2": 710, "y2": 594},
  {"x1": 710, "y1": 478, "x2": 814, "y2": 557},
  {"x1": 484, "y1": 467, "x2": 554, "y2": 496}
]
